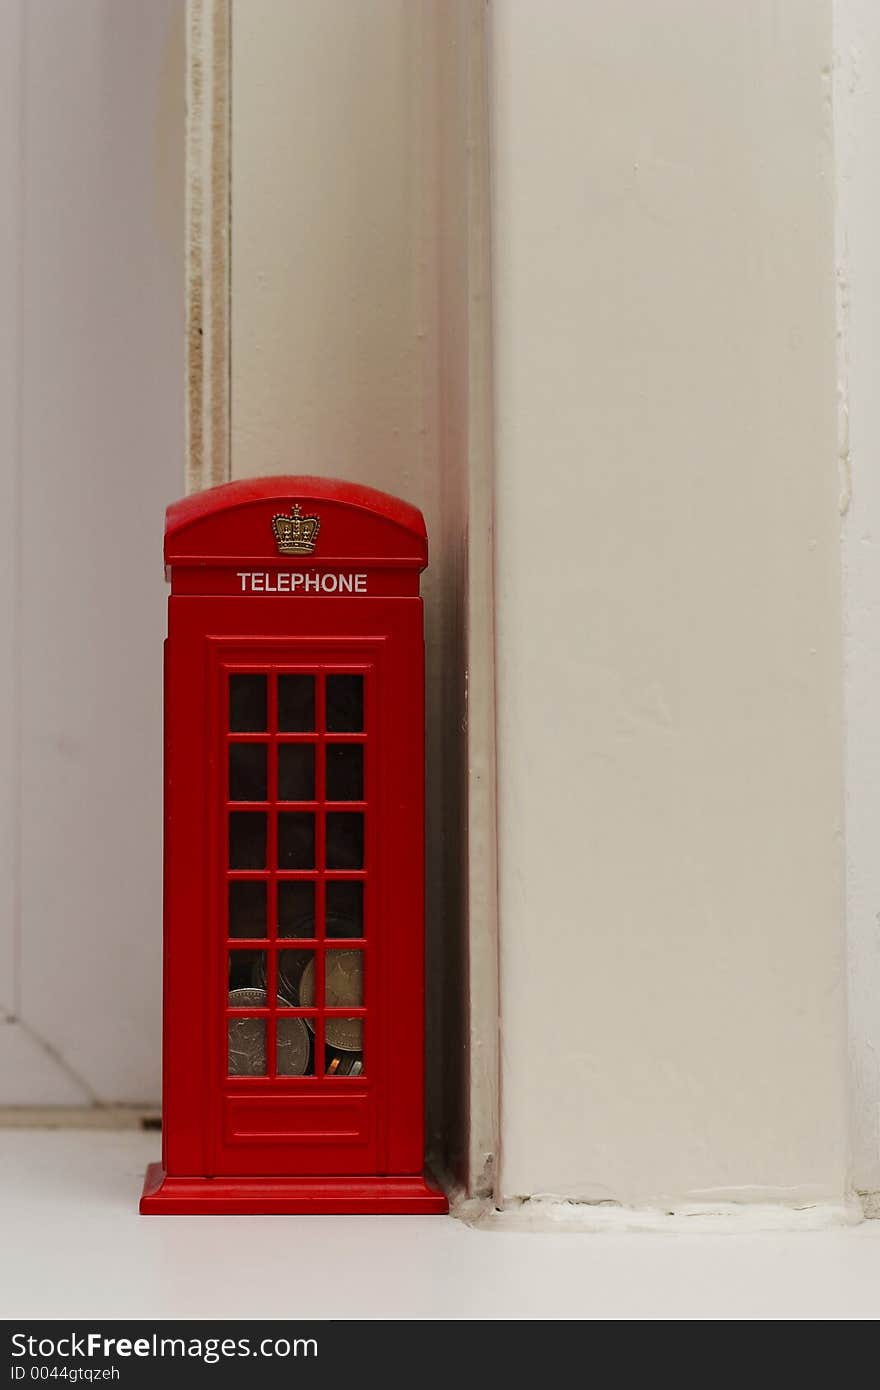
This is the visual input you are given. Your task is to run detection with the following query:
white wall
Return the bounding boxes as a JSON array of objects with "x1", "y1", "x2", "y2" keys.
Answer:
[
  {"x1": 835, "y1": 0, "x2": 880, "y2": 1197},
  {"x1": 0, "y1": 0, "x2": 183, "y2": 1103},
  {"x1": 491, "y1": 0, "x2": 848, "y2": 1205}
]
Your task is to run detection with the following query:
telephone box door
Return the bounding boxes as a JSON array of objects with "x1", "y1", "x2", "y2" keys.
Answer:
[{"x1": 166, "y1": 598, "x2": 425, "y2": 1180}]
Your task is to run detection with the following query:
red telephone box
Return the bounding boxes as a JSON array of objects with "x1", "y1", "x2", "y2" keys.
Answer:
[{"x1": 140, "y1": 477, "x2": 447, "y2": 1214}]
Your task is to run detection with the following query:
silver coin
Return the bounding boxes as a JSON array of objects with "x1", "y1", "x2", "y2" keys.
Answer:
[
  {"x1": 300, "y1": 952, "x2": 364, "y2": 1052},
  {"x1": 276, "y1": 1014, "x2": 310, "y2": 1076},
  {"x1": 227, "y1": 987, "x2": 268, "y2": 1075},
  {"x1": 229, "y1": 986, "x2": 268, "y2": 1008},
  {"x1": 252, "y1": 951, "x2": 311, "y2": 1006},
  {"x1": 325, "y1": 1019, "x2": 363, "y2": 1053}
]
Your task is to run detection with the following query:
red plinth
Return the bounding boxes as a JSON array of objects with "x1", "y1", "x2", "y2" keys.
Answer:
[{"x1": 140, "y1": 1163, "x2": 448, "y2": 1216}]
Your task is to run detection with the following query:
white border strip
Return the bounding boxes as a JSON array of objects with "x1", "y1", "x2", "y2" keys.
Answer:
[{"x1": 186, "y1": 0, "x2": 230, "y2": 493}]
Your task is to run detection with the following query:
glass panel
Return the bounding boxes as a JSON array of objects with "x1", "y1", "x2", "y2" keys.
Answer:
[
  {"x1": 229, "y1": 743, "x2": 267, "y2": 802},
  {"x1": 228, "y1": 881, "x2": 267, "y2": 938},
  {"x1": 228, "y1": 949, "x2": 266, "y2": 992},
  {"x1": 324, "y1": 1019, "x2": 363, "y2": 1069},
  {"x1": 277, "y1": 1015, "x2": 313, "y2": 1076},
  {"x1": 324, "y1": 948, "x2": 363, "y2": 1008},
  {"x1": 325, "y1": 744, "x2": 363, "y2": 801},
  {"x1": 278, "y1": 880, "x2": 316, "y2": 938},
  {"x1": 277, "y1": 949, "x2": 315, "y2": 1007},
  {"x1": 326, "y1": 812, "x2": 364, "y2": 869},
  {"x1": 325, "y1": 880, "x2": 363, "y2": 939},
  {"x1": 278, "y1": 744, "x2": 315, "y2": 801},
  {"x1": 229, "y1": 674, "x2": 267, "y2": 732},
  {"x1": 277, "y1": 812, "x2": 315, "y2": 869},
  {"x1": 278, "y1": 674, "x2": 315, "y2": 731},
  {"x1": 227, "y1": 1015, "x2": 267, "y2": 1076},
  {"x1": 229, "y1": 811, "x2": 267, "y2": 869},
  {"x1": 326, "y1": 674, "x2": 363, "y2": 732}
]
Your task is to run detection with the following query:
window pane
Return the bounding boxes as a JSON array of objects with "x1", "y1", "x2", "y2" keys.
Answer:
[
  {"x1": 228, "y1": 881, "x2": 267, "y2": 938},
  {"x1": 228, "y1": 949, "x2": 266, "y2": 992},
  {"x1": 277, "y1": 1016, "x2": 312, "y2": 1076},
  {"x1": 324, "y1": 1018, "x2": 363, "y2": 1065},
  {"x1": 326, "y1": 812, "x2": 363, "y2": 869},
  {"x1": 229, "y1": 812, "x2": 267, "y2": 869},
  {"x1": 326, "y1": 880, "x2": 363, "y2": 938},
  {"x1": 277, "y1": 949, "x2": 315, "y2": 1007},
  {"x1": 325, "y1": 745, "x2": 363, "y2": 801},
  {"x1": 324, "y1": 948, "x2": 363, "y2": 1008},
  {"x1": 278, "y1": 744, "x2": 315, "y2": 801},
  {"x1": 278, "y1": 674, "x2": 315, "y2": 731},
  {"x1": 278, "y1": 812, "x2": 315, "y2": 869},
  {"x1": 278, "y1": 880, "x2": 316, "y2": 938},
  {"x1": 229, "y1": 743, "x2": 267, "y2": 801},
  {"x1": 227, "y1": 1015, "x2": 266, "y2": 1076},
  {"x1": 326, "y1": 674, "x2": 363, "y2": 732},
  {"x1": 229, "y1": 674, "x2": 266, "y2": 732}
]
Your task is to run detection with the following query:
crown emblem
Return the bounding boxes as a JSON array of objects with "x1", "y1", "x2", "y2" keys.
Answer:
[{"x1": 272, "y1": 504, "x2": 320, "y2": 556}]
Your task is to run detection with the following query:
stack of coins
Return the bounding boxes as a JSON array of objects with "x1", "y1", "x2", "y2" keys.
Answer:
[{"x1": 325, "y1": 1053, "x2": 363, "y2": 1077}]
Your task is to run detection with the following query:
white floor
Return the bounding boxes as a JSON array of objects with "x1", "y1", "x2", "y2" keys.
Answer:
[{"x1": 1, "y1": 1130, "x2": 879, "y2": 1320}]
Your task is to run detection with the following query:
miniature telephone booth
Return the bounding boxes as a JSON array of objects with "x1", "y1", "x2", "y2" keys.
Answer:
[{"x1": 140, "y1": 477, "x2": 447, "y2": 1214}]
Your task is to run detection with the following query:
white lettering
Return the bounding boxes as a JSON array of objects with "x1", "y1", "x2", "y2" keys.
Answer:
[{"x1": 235, "y1": 571, "x2": 369, "y2": 594}]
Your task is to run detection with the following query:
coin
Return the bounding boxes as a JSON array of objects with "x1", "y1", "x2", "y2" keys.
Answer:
[
  {"x1": 299, "y1": 950, "x2": 363, "y2": 1008},
  {"x1": 325, "y1": 910, "x2": 362, "y2": 940},
  {"x1": 276, "y1": 1014, "x2": 311, "y2": 1076},
  {"x1": 300, "y1": 952, "x2": 364, "y2": 1052},
  {"x1": 276, "y1": 906, "x2": 362, "y2": 941},
  {"x1": 227, "y1": 987, "x2": 268, "y2": 1075},
  {"x1": 326, "y1": 1019, "x2": 363, "y2": 1052},
  {"x1": 252, "y1": 951, "x2": 312, "y2": 1006},
  {"x1": 228, "y1": 986, "x2": 268, "y2": 1008}
]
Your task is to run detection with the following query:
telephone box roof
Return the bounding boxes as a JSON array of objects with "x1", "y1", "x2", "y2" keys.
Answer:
[{"x1": 165, "y1": 476, "x2": 427, "y2": 571}]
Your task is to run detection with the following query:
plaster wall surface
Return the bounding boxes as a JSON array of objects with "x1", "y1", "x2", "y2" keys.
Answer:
[
  {"x1": 490, "y1": 0, "x2": 848, "y2": 1204},
  {"x1": 835, "y1": 0, "x2": 880, "y2": 1197}
]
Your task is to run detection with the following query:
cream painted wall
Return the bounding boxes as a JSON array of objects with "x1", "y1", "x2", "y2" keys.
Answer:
[
  {"x1": 491, "y1": 0, "x2": 848, "y2": 1204},
  {"x1": 835, "y1": 0, "x2": 880, "y2": 1197}
]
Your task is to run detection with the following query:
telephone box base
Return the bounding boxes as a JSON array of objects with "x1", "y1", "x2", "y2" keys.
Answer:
[{"x1": 139, "y1": 1163, "x2": 449, "y2": 1215}]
